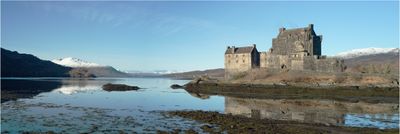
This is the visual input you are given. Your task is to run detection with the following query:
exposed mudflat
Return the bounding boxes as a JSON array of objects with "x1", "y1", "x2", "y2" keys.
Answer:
[{"x1": 166, "y1": 110, "x2": 399, "y2": 134}]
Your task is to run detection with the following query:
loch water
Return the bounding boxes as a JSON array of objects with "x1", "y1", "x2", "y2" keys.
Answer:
[{"x1": 1, "y1": 78, "x2": 398, "y2": 133}]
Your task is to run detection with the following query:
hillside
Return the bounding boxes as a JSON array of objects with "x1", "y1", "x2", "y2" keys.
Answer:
[
  {"x1": 83, "y1": 66, "x2": 130, "y2": 77},
  {"x1": 344, "y1": 52, "x2": 399, "y2": 75},
  {"x1": 52, "y1": 57, "x2": 130, "y2": 77},
  {"x1": 335, "y1": 48, "x2": 398, "y2": 59},
  {"x1": 163, "y1": 68, "x2": 224, "y2": 80},
  {"x1": 1, "y1": 48, "x2": 72, "y2": 77}
]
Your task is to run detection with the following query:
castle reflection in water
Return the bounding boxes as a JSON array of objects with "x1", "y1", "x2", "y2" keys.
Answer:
[{"x1": 224, "y1": 97, "x2": 398, "y2": 127}]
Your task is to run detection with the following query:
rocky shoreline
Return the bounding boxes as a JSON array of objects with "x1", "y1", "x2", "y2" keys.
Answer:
[
  {"x1": 178, "y1": 77, "x2": 399, "y2": 103},
  {"x1": 164, "y1": 110, "x2": 398, "y2": 134}
]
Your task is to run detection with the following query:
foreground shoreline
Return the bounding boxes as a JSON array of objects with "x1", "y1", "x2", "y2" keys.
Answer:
[{"x1": 164, "y1": 110, "x2": 398, "y2": 134}]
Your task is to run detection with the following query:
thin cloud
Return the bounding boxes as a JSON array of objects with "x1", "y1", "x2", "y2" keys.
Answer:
[{"x1": 35, "y1": 1, "x2": 219, "y2": 36}]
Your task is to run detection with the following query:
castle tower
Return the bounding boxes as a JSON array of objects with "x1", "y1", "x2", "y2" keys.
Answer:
[{"x1": 271, "y1": 24, "x2": 322, "y2": 56}]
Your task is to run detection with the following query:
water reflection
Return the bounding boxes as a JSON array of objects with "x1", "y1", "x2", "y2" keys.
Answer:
[
  {"x1": 187, "y1": 92, "x2": 210, "y2": 100},
  {"x1": 1, "y1": 78, "x2": 398, "y2": 132},
  {"x1": 1, "y1": 78, "x2": 222, "y2": 133},
  {"x1": 224, "y1": 97, "x2": 399, "y2": 129},
  {"x1": 1, "y1": 79, "x2": 61, "y2": 102},
  {"x1": 1, "y1": 78, "x2": 120, "y2": 102},
  {"x1": 54, "y1": 79, "x2": 117, "y2": 95}
]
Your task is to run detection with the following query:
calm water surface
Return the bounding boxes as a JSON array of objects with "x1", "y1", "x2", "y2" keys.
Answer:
[{"x1": 1, "y1": 78, "x2": 398, "y2": 133}]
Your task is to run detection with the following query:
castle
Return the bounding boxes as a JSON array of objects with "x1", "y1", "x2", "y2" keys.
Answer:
[{"x1": 225, "y1": 24, "x2": 345, "y2": 79}]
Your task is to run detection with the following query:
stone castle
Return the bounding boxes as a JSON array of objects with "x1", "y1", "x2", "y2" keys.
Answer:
[{"x1": 225, "y1": 24, "x2": 345, "y2": 79}]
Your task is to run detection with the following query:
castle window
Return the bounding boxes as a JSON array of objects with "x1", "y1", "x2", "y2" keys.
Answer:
[
  {"x1": 236, "y1": 55, "x2": 238, "y2": 58},
  {"x1": 243, "y1": 60, "x2": 245, "y2": 63},
  {"x1": 236, "y1": 60, "x2": 238, "y2": 63}
]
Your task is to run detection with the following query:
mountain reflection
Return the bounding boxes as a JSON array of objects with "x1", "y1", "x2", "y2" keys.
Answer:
[
  {"x1": 1, "y1": 78, "x2": 119, "y2": 102},
  {"x1": 53, "y1": 79, "x2": 116, "y2": 95},
  {"x1": 224, "y1": 97, "x2": 398, "y2": 126},
  {"x1": 1, "y1": 79, "x2": 61, "y2": 102}
]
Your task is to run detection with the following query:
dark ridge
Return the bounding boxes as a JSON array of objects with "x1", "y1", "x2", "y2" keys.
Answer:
[{"x1": 1, "y1": 48, "x2": 72, "y2": 77}]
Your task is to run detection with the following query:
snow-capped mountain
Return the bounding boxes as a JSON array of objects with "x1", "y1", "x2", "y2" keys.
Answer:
[
  {"x1": 335, "y1": 48, "x2": 399, "y2": 59},
  {"x1": 51, "y1": 57, "x2": 129, "y2": 77},
  {"x1": 126, "y1": 70, "x2": 183, "y2": 75},
  {"x1": 51, "y1": 57, "x2": 104, "y2": 67},
  {"x1": 152, "y1": 70, "x2": 183, "y2": 74}
]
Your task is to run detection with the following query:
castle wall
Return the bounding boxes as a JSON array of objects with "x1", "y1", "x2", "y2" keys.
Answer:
[
  {"x1": 315, "y1": 57, "x2": 344, "y2": 72},
  {"x1": 260, "y1": 53, "x2": 290, "y2": 69},
  {"x1": 224, "y1": 53, "x2": 253, "y2": 79},
  {"x1": 291, "y1": 59, "x2": 304, "y2": 70},
  {"x1": 303, "y1": 56, "x2": 317, "y2": 70},
  {"x1": 259, "y1": 54, "x2": 343, "y2": 73}
]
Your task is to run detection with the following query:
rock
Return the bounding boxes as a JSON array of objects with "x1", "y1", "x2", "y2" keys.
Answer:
[
  {"x1": 200, "y1": 125, "x2": 214, "y2": 133},
  {"x1": 184, "y1": 129, "x2": 198, "y2": 134},
  {"x1": 189, "y1": 76, "x2": 218, "y2": 85},
  {"x1": 102, "y1": 83, "x2": 140, "y2": 91},
  {"x1": 190, "y1": 78, "x2": 203, "y2": 84},
  {"x1": 156, "y1": 130, "x2": 169, "y2": 134},
  {"x1": 170, "y1": 84, "x2": 184, "y2": 89}
]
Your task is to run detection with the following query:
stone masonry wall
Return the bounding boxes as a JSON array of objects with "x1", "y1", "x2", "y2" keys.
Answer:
[
  {"x1": 260, "y1": 53, "x2": 290, "y2": 69},
  {"x1": 225, "y1": 53, "x2": 253, "y2": 79},
  {"x1": 315, "y1": 58, "x2": 345, "y2": 72}
]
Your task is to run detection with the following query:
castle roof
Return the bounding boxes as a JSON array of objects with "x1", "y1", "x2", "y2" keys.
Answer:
[
  {"x1": 225, "y1": 45, "x2": 256, "y2": 54},
  {"x1": 277, "y1": 24, "x2": 316, "y2": 38}
]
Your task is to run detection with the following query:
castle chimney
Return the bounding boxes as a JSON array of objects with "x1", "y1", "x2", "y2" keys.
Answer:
[
  {"x1": 308, "y1": 24, "x2": 314, "y2": 29},
  {"x1": 279, "y1": 27, "x2": 286, "y2": 33},
  {"x1": 253, "y1": 44, "x2": 256, "y2": 48},
  {"x1": 232, "y1": 46, "x2": 235, "y2": 53},
  {"x1": 227, "y1": 46, "x2": 230, "y2": 49}
]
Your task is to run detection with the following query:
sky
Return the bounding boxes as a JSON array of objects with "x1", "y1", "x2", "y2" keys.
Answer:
[{"x1": 1, "y1": 1, "x2": 399, "y2": 71}]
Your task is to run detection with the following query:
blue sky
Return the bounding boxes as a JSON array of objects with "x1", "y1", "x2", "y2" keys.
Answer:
[{"x1": 2, "y1": 1, "x2": 399, "y2": 71}]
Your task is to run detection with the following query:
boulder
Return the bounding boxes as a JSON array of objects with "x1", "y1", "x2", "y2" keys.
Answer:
[
  {"x1": 102, "y1": 83, "x2": 140, "y2": 91},
  {"x1": 170, "y1": 84, "x2": 184, "y2": 89}
]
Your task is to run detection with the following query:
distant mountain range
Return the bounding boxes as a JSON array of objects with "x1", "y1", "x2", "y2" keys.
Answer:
[
  {"x1": 333, "y1": 47, "x2": 399, "y2": 75},
  {"x1": 51, "y1": 57, "x2": 103, "y2": 67},
  {"x1": 162, "y1": 68, "x2": 225, "y2": 80},
  {"x1": 51, "y1": 57, "x2": 129, "y2": 77},
  {"x1": 335, "y1": 48, "x2": 399, "y2": 59},
  {"x1": 1, "y1": 48, "x2": 129, "y2": 77},
  {"x1": 125, "y1": 70, "x2": 183, "y2": 77},
  {"x1": 2, "y1": 47, "x2": 398, "y2": 78},
  {"x1": 340, "y1": 49, "x2": 399, "y2": 74}
]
